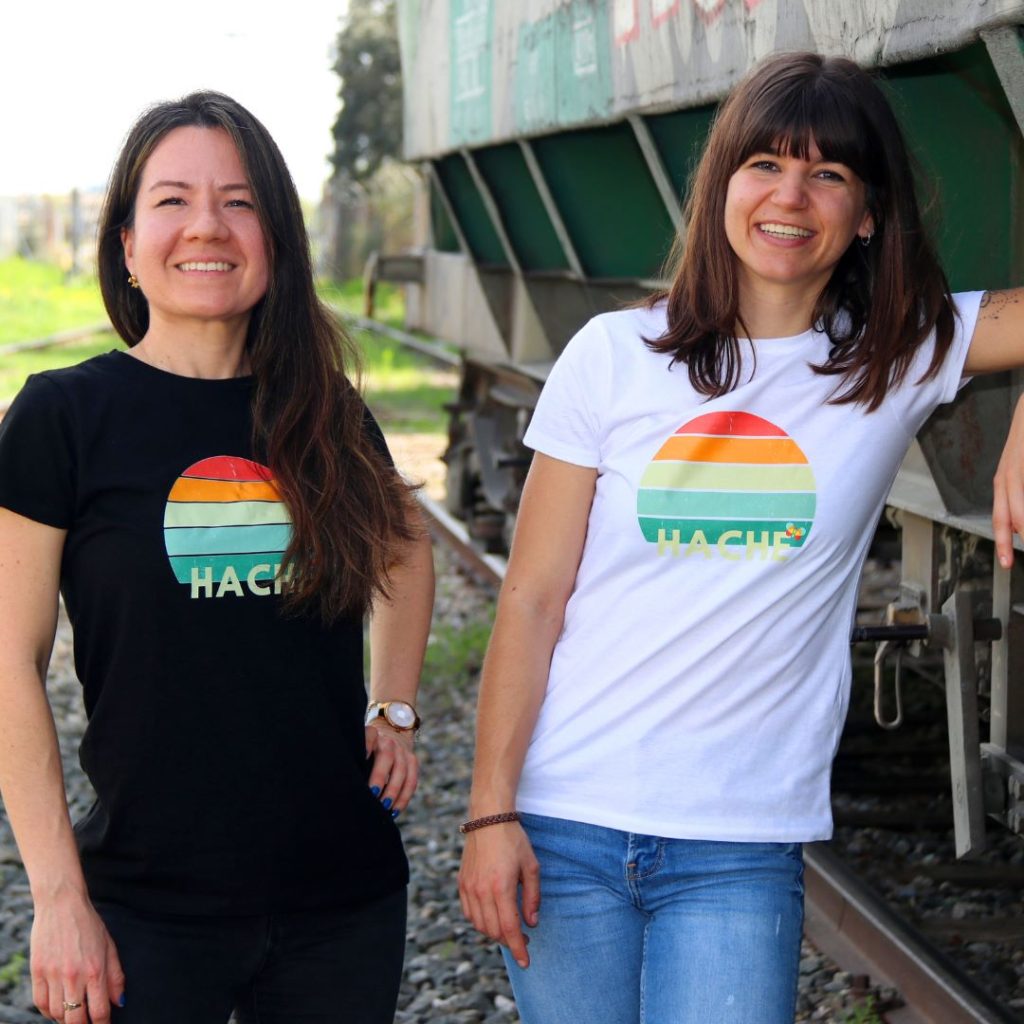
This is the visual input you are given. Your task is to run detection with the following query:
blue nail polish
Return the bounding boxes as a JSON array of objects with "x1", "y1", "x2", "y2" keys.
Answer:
[
  {"x1": 119, "y1": 994, "x2": 126, "y2": 1008},
  {"x1": 391, "y1": 808, "x2": 401, "y2": 819},
  {"x1": 382, "y1": 797, "x2": 393, "y2": 810},
  {"x1": 370, "y1": 785, "x2": 381, "y2": 797}
]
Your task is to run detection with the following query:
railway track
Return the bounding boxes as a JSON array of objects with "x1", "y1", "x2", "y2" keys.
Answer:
[
  {"x1": 0, "y1": 313, "x2": 443, "y2": 417},
  {"x1": 0, "y1": 323, "x2": 116, "y2": 417},
  {"x1": 376, "y1": 313, "x2": 1023, "y2": 1024},
  {"x1": 6, "y1": 316, "x2": 1019, "y2": 1022},
  {"x1": 414, "y1": 487, "x2": 1019, "y2": 1024}
]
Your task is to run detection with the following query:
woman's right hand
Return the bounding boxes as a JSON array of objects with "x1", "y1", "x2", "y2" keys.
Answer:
[
  {"x1": 458, "y1": 823, "x2": 541, "y2": 969},
  {"x1": 30, "y1": 890, "x2": 125, "y2": 1023}
]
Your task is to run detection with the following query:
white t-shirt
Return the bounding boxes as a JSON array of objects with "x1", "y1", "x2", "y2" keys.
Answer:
[{"x1": 519, "y1": 293, "x2": 983, "y2": 842}]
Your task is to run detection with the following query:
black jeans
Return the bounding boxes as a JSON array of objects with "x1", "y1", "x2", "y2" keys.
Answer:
[{"x1": 96, "y1": 887, "x2": 407, "y2": 1024}]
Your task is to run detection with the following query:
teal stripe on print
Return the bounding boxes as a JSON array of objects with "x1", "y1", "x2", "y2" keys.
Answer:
[
  {"x1": 168, "y1": 553, "x2": 285, "y2": 586},
  {"x1": 164, "y1": 500, "x2": 290, "y2": 528},
  {"x1": 638, "y1": 517, "x2": 812, "y2": 546},
  {"x1": 164, "y1": 524, "x2": 291, "y2": 557},
  {"x1": 637, "y1": 489, "x2": 816, "y2": 520},
  {"x1": 639, "y1": 461, "x2": 816, "y2": 492}
]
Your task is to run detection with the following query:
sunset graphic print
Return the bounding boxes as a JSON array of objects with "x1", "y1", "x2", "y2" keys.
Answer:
[
  {"x1": 637, "y1": 411, "x2": 816, "y2": 559},
  {"x1": 163, "y1": 455, "x2": 293, "y2": 598}
]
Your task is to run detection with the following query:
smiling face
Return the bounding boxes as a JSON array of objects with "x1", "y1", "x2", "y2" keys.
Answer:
[
  {"x1": 121, "y1": 126, "x2": 269, "y2": 340},
  {"x1": 724, "y1": 141, "x2": 874, "y2": 322}
]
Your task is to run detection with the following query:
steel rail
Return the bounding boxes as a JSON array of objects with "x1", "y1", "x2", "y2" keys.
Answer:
[
  {"x1": 0, "y1": 323, "x2": 116, "y2": 417},
  {"x1": 0, "y1": 312, "x2": 454, "y2": 417},
  {"x1": 804, "y1": 845, "x2": 1018, "y2": 1024},
  {"x1": 0, "y1": 322, "x2": 113, "y2": 357},
  {"x1": 413, "y1": 489, "x2": 1017, "y2": 1024},
  {"x1": 335, "y1": 311, "x2": 462, "y2": 369}
]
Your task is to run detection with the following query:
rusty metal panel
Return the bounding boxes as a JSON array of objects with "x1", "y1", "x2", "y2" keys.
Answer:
[{"x1": 398, "y1": 0, "x2": 1024, "y2": 160}]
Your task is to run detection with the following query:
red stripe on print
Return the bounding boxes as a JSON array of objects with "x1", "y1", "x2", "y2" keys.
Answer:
[
  {"x1": 182, "y1": 456, "x2": 273, "y2": 482},
  {"x1": 675, "y1": 412, "x2": 787, "y2": 438}
]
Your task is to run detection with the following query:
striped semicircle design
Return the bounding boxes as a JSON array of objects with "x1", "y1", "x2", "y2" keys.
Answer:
[
  {"x1": 636, "y1": 411, "x2": 816, "y2": 553},
  {"x1": 163, "y1": 455, "x2": 292, "y2": 587}
]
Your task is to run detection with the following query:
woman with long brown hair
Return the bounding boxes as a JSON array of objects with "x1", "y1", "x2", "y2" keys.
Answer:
[
  {"x1": 458, "y1": 52, "x2": 1024, "y2": 1023},
  {"x1": 0, "y1": 92, "x2": 433, "y2": 1023}
]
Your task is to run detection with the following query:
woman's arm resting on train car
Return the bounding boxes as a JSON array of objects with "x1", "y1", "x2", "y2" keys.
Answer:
[
  {"x1": 963, "y1": 290, "x2": 1024, "y2": 567},
  {"x1": 962, "y1": 289, "x2": 1024, "y2": 375},
  {"x1": 458, "y1": 453, "x2": 597, "y2": 970},
  {"x1": 0, "y1": 509, "x2": 125, "y2": 1022},
  {"x1": 993, "y1": 393, "x2": 1024, "y2": 569},
  {"x1": 366, "y1": 521, "x2": 435, "y2": 814}
]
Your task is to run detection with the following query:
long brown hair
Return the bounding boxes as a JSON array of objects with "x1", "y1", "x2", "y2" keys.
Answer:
[
  {"x1": 648, "y1": 52, "x2": 954, "y2": 411},
  {"x1": 98, "y1": 91, "x2": 419, "y2": 622}
]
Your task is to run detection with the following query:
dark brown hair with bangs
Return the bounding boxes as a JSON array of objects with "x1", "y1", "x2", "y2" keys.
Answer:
[
  {"x1": 98, "y1": 91, "x2": 420, "y2": 623},
  {"x1": 647, "y1": 51, "x2": 954, "y2": 410}
]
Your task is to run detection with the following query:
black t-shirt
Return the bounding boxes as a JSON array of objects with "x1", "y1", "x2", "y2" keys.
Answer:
[{"x1": 0, "y1": 352, "x2": 407, "y2": 915}]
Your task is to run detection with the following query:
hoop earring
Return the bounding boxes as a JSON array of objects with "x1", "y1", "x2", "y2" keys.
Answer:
[
  {"x1": 128, "y1": 273, "x2": 140, "y2": 289},
  {"x1": 859, "y1": 233, "x2": 872, "y2": 247}
]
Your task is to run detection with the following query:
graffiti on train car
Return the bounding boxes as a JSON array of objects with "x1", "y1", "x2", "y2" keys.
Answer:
[
  {"x1": 615, "y1": 0, "x2": 764, "y2": 42},
  {"x1": 400, "y1": 0, "x2": 1024, "y2": 160}
]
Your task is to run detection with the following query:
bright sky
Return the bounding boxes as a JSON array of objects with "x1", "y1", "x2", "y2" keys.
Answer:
[{"x1": 2, "y1": 1, "x2": 347, "y2": 200}]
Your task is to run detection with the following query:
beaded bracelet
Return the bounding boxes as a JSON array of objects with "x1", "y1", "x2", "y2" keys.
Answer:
[{"x1": 458, "y1": 811, "x2": 521, "y2": 834}]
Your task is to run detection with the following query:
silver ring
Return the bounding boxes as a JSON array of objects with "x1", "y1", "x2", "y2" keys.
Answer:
[{"x1": 62, "y1": 1000, "x2": 83, "y2": 1011}]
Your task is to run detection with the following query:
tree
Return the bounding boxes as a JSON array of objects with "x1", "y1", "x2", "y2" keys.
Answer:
[{"x1": 330, "y1": 0, "x2": 403, "y2": 183}]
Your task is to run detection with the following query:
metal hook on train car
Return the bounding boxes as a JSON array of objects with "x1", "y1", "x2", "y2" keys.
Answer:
[{"x1": 873, "y1": 639, "x2": 904, "y2": 730}]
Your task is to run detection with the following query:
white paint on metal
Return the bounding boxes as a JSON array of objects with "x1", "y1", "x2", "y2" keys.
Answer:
[
  {"x1": 516, "y1": 139, "x2": 587, "y2": 280},
  {"x1": 982, "y1": 26, "x2": 1024, "y2": 139},
  {"x1": 461, "y1": 148, "x2": 524, "y2": 275},
  {"x1": 425, "y1": 162, "x2": 470, "y2": 257},
  {"x1": 400, "y1": 0, "x2": 1024, "y2": 159},
  {"x1": 420, "y1": 251, "x2": 509, "y2": 361},
  {"x1": 573, "y1": 8, "x2": 600, "y2": 76},
  {"x1": 942, "y1": 588, "x2": 988, "y2": 858},
  {"x1": 453, "y1": 0, "x2": 489, "y2": 102},
  {"x1": 627, "y1": 113, "x2": 685, "y2": 233}
]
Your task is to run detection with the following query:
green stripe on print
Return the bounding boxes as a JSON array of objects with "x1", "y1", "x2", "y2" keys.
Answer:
[
  {"x1": 164, "y1": 524, "x2": 291, "y2": 557},
  {"x1": 637, "y1": 490, "x2": 816, "y2": 520},
  {"x1": 638, "y1": 518, "x2": 812, "y2": 546},
  {"x1": 639, "y1": 461, "x2": 816, "y2": 491},
  {"x1": 164, "y1": 500, "x2": 290, "y2": 528}
]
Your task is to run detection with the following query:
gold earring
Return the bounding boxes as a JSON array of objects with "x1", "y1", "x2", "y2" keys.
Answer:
[{"x1": 128, "y1": 273, "x2": 140, "y2": 289}]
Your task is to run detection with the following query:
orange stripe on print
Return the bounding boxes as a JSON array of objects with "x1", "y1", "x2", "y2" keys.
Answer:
[
  {"x1": 167, "y1": 477, "x2": 282, "y2": 503},
  {"x1": 675, "y1": 411, "x2": 787, "y2": 438},
  {"x1": 654, "y1": 435, "x2": 808, "y2": 465}
]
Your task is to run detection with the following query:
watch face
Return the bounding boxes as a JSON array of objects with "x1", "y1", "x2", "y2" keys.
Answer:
[{"x1": 385, "y1": 702, "x2": 416, "y2": 729}]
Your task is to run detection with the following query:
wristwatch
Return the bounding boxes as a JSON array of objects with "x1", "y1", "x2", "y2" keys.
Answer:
[{"x1": 364, "y1": 700, "x2": 421, "y2": 733}]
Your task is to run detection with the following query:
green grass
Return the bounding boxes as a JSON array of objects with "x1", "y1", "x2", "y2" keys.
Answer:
[
  {"x1": 842, "y1": 998, "x2": 882, "y2": 1024},
  {"x1": 351, "y1": 334, "x2": 455, "y2": 434},
  {"x1": 318, "y1": 277, "x2": 405, "y2": 327},
  {"x1": 0, "y1": 268, "x2": 454, "y2": 435},
  {"x1": 320, "y1": 278, "x2": 455, "y2": 435},
  {"x1": 0, "y1": 951, "x2": 26, "y2": 988},
  {"x1": 422, "y1": 615, "x2": 495, "y2": 703},
  {"x1": 0, "y1": 257, "x2": 107, "y2": 345},
  {"x1": 0, "y1": 334, "x2": 121, "y2": 403}
]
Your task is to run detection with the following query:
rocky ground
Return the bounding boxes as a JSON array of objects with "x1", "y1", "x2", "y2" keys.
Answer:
[
  {"x1": 0, "y1": 435, "x2": 924, "y2": 1024},
  {"x1": 0, "y1": 543, "x2": 899, "y2": 1024}
]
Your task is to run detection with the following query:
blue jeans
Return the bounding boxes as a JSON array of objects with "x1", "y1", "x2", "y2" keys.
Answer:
[{"x1": 503, "y1": 814, "x2": 804, "y2": 1024}]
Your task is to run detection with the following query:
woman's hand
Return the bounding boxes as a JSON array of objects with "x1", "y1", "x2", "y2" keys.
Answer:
[
  {"x1": 458, "y1": 823, "x2": 540, "y2": 969},
  {"x1": 992, "y1": 393, "x2": 1024, "y2": 568},
  {"x1": 30, "y1": 890, "x2": 125, "y2": 1023},
  {"x1": 365, "y1": 722, "x2": 419, "y2": 816}
]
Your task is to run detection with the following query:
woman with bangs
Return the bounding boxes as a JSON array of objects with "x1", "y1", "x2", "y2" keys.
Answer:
[
  {"x1": 0, "y1": 92, "x2": 433, "y2": 1023},
  {"x1": 458, "y1": 51, "x2": 1024, "y2": 1023}
]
